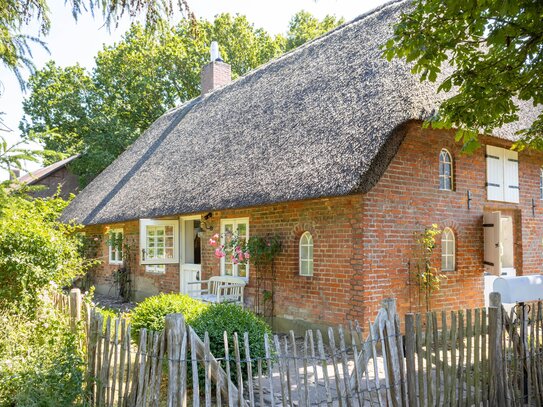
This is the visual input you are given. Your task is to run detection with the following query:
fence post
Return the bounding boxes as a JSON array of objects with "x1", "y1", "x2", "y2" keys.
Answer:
[
  {"x1": 489, "y1": 292, "x2": 506, "y2": 407},
  {"x1": 69, "y1": 288, "x2": 82, "y2": 333},
  {"x1": 166, "y1": 313, "x2": 185, "y2": 407},
  {"x1": 405, "y1": 313, "x2": 417, "y2": 407}
]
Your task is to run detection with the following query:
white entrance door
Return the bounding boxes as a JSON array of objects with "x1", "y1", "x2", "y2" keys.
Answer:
[
  {"x1": 483, "y1": 211, "x2": 516, "y2": 307},
  {"x1": 180, "y1": 217, "x2": 202, "y2": 296}
]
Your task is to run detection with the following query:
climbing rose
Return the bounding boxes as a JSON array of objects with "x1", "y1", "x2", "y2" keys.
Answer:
[
  {"x1": 214, "y1": 248, "x2": 225, "y2": 258},
  {"x1": 209, "y1": 238, "x2": 217, "y2": 247},
  {"x1": 212, "y1": 233, "x2": 220, "y2": 239},
  {"x1": 244, "y1": 252, "x2": 250, "y2": 259}
]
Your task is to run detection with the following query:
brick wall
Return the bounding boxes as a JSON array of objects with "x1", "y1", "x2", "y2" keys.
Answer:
[
  {"x1": 29, "y1": 166, "x2": 79, "y2": 200},
  {"x1": 86, "y1": 221, "x2": 180, "y2": 300},
  {"x1": 85, "y1": 122, "x2": 543, "y2": 328},
  {"x1": 350, "y1": 122, "x2": 543, "y2": 323}
]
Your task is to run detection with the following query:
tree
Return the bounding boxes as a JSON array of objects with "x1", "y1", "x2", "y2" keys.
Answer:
[
  {"x1": 21, "y1": 12, "x2": 342, "y2": 185},
  {"x1": 286, "y1": 11, "x2": 344, "y2": 51},
  {"x1": 1, "y1": 0, "x2": 191, "y2": 87},
  {"x1": 383, "y1": 0, "x2": 543, "y2": 152}
]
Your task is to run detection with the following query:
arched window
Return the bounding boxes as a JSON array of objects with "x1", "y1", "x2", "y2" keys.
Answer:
[
  {"x1": 439, "y1": 149, "x2": 453, "y2": 190},
  {"x1": 299, "y1": 232, "x2": 314, "y2": 276},
  {"x1": 441, "y1": 228, "x2": 455, "y2": 271}
]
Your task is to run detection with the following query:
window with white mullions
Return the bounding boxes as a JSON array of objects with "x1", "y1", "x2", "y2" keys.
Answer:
[
  {"x1": 441, "y1": 227, "x2": 455, "y2": 272},
  {"x1": 299, "y1": 231, "x2": 314, "y2": 276},
  {"x1": 139, "y1": 219, "x2": 179, "y2": 264},
  {"x1": 220, "y1": 218, "x2": 249, "y2": 279},
  {"x1": 108, "y1": 228, "x2": 123, "y2": 264},
  {"x1": 439, "y1": 149, "x2": 453, "y2": 191}
]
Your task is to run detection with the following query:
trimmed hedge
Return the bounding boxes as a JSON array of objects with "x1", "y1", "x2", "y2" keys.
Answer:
[
  {"x1": 191, "y1": 303, "x2": 272, "y2": 364},
  {"x1": 130, "y1": 293, "x2": 207, "y2": 339}
]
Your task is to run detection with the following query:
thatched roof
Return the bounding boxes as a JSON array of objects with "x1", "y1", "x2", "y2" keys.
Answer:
[{"x1": 62, "y1": 0, "x2": 539, "y2": 225}]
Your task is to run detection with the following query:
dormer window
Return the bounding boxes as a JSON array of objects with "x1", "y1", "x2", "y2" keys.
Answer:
[{"x1": 439, "y1": 149, "x2": 453, "y2": 190}]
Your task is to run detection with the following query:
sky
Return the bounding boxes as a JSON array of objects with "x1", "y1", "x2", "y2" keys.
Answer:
[{"x1": 0, "y1": 0, "x2": 387, "y2": 176}]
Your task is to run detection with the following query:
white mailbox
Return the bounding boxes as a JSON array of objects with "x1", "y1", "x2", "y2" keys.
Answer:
[{"x1": 493, "y1": 275, "x2": 543, "y2": 303}]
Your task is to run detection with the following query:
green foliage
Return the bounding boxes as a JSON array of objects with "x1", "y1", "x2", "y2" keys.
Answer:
[
  {"x1": 21, "y1": 12, "x2": 343, "y2": 185},
  {"x1": 0, "y1": 190, "x2": 90, "y2": 313},
  {"x1": 0, "y1": 0, "x2": 190, "y2": 88},
  {"x1": 286, "y1": 11, "x2": 344, "y2": 51},
  {"x1": 191, "y1": 303, "x2": 272, "y2": 368},
  {"x1": 411, "y1": 224, "x2": 446, "y2": 312},
  {"x1": 383, "y1": 0, "x2": 543, "y2": 153},
  {"x1": 246, "y1": 235, "x2": 282, "y2": 266},
  {"x1": 130, "y1": 293, "x2": 207, "y2": 339},
  {"x1": 0, "y1": 302, "x2": 85, "y2": 406}
]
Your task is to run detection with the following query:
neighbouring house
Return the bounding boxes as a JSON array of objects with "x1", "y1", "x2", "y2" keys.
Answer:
[
  {"x1": 18, "y1": 155, "x2": 80, "y2": 199},
  {"x1": 61, "y1": 0, "x2": 542, "y2": 332}
]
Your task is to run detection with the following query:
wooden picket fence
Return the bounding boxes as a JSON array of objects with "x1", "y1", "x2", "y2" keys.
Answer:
[{"x1": 51, "y1": 289, "x2": 543, "y2": 406}]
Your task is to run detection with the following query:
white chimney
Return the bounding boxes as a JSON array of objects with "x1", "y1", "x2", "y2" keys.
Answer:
[
  {"x1": 200, "y1": 42, "x2": 231, "y2": 94},
  {"x1": 210, "y1": 41, "x2": 221, "y2": 61}
]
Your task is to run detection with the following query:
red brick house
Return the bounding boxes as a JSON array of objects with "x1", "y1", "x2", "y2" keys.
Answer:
[{"x1": 62, "y1": 1, "x2": 542, "y2": 331}]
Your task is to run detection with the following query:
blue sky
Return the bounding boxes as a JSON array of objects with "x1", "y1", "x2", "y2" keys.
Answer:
[{"x1": 0, "y1": 0, "x2": 386, "y2": 176}]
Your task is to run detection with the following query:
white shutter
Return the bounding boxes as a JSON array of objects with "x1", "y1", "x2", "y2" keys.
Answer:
[
  {"x1": 486, "y1": 145, "x2": 504, "y2": 201},
  {"x1": 483, "y1": 211, "x2": 501, "y2": 276},
  {"x1": 139, "y1": 219, "x2": 179, "y2": 265},
  {"x1": 504, "y1": 149, "x2": 519, "y2": 203}
]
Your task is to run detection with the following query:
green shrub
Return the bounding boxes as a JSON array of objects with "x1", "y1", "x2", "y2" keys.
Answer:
[
  {"x1": 191, "y1": 303, "x2": 272, "y2": 376},
  {"x1": 130, "y1": 293, "x2": 207, "y2": 339},
  {"x1": 0, "y1": 192, "x2": 90, "y2": 314},
  {"x1": 0, "y1": 302, "x2": 85, "y2": 406}
]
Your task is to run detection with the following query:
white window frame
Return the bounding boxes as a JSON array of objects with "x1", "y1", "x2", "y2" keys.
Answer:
[
  {"x1": 439, "y1": 149, "x2": 453, "y2": 191},
  {"x1": 441, "y1": 227, "x2": 455, "y2": 272},
  {"x1": 139, "y1": 219, "x2": 179, "y2": 265},
  {"x1": 108, "y1": 228, "x2": 124, "y2": 265},
  {"x1": 220, "y1": 218, "x2": 249, "y2": 280},
  {"x1": 299, "y1": 231, "x2": 314, "y2": 276}
]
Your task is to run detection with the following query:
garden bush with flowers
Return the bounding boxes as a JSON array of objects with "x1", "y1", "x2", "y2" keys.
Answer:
[{"x1": 208, "y1": 232, "x2": 281, "y2": 266}]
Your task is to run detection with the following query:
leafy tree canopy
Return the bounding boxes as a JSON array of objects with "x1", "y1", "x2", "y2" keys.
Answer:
[
  {"x1": 383, "y1": 0, "x2": 543, "y2": 153},
  {"x1": 20, "y1": 11, "x2": 343, "y2": 185},
  {"x1": 286, "y1": 10, "x2": 344, "y2": 50},
  {"x1": 1, "y1": 0, "x2": 191, "y2": 87}
]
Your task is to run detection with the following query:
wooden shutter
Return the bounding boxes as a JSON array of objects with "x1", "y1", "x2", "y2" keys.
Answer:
[
  {"x1": 483, "y1": 211, "x2": 501, "y2": 276},
  {"x1": 504, "y1": 149, "x2": 519, "y2": 203},
  {"x1": 486, "y1": 145, "x2": 504, "y2": 201}
]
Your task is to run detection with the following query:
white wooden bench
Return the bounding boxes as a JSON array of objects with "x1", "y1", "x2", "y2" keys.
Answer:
[{"x1": 188, "y1": 275, "x2": 246, "y2": 305}]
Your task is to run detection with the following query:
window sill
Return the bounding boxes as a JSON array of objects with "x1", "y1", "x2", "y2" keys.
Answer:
[{"x1": 109, "y1": 261, "x2": 123, "y2": 266}]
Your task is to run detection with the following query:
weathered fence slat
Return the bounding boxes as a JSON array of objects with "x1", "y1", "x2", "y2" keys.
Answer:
[{"x1": 51, "y1": 289, "x2": 543, "y2": 407}]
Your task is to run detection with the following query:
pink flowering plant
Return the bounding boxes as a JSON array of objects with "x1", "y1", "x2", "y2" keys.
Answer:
[
  {"x1": 208, "y1": 233, "x2": 281, "y2": 266},
  {"x1": 208, "y1": 233, "x2": 250, "y2": 265}
]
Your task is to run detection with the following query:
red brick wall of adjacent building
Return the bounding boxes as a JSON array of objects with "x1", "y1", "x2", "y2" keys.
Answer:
[
  {"x1": 85, "y1": 122, "x2": 543, "y2": 328},
  {"x1": 29, "y1": 166, "x2": 79, "y2": 200}
]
